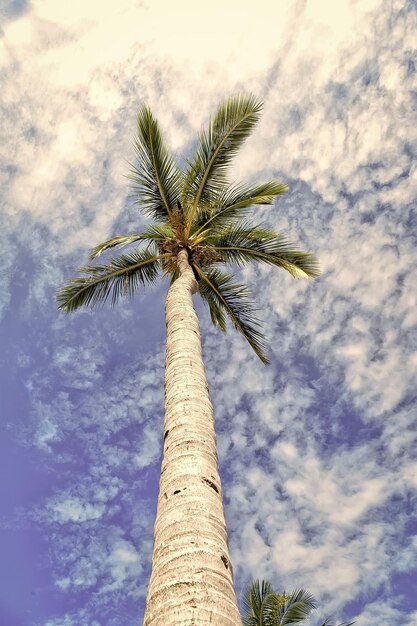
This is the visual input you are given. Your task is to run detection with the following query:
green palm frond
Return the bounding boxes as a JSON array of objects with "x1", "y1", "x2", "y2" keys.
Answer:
[
  {"x1": 242, "y1": 580, "x2": 353, "y2": 626},
  {"x1": 195, "y1": 266, "x2": 268, "y2": 364},
  {"x1": 89, "y1": 225, "x2": 175, "y2": 259},
  {"x1": 169, "y1": 267, "x2": 180, "y2": 284},
  {"x1": 208, "y1": 222, "x2": 276, "y2": 247},
  {"x1": 242, "y1": 579, "x2": 271, "y2": 625},
  {"x1": 321, "y1": 617, "x2": 356, "y2": 626},
  {"x1": 127, "y1": 104, "x2": 181, "y2": 221},
  {"x1": 242, "y1": 580, "x2": 289, "y2": 626},
  {"x1": 90, "y1": 235, "x2": 148, "y2": 259},
  {"x1": 57, "y1": 249, "x2": 163, "y2": 312},
  {"x1": 191, "y1": 181, "x2": 288, "y2": 238},
  {"x1": 183, "y1": 94, "x2": 263, "y2": 235},
  {"x1": 197, "y1": 278, "x2": 227, "y2": 331},
  {"x1": 206, "y1": 222, "x2": 320, "y2": 278},
  {"x1": 277, "y1": 589, "x2": 316, "y2": 624}
]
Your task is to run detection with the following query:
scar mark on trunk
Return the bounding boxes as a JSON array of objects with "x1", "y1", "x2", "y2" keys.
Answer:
[
  {"x1": 221, "y1": 555, "x2": 229, "y2": 569},
  {"x1": 173, "y1": 490, "x2": 181, "y2": 495},
  {"x1": 202, "y1": 477, "x2": 219, "y2": 494},
  {"x1": 164, "y1": 430, "x2": 169, "y2": 441}
]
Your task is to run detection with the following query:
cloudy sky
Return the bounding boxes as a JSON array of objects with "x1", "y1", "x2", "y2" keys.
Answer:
[{"x1": 1, "y1": 0, "x2": 416, "y2": 624}]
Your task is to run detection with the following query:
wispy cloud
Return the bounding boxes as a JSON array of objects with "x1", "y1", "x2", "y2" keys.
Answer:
[{"x1": 1, "y1": 0, "x2": 416, "y2": 624}]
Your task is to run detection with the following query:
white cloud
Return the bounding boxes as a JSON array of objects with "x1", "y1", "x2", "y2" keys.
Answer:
[
  {"x1": 133, "y1": 422, "x2": 161, "y2": 469},
  {"x1": 352, "y1": 600, "x2": 403, "y2": 626},
  {"x1": 50, "y1": 498, "x2": 105, "y2": 524},
  {"x1": 52, "y1": 344, "x2": 105, "y2": 389},
  {"x1": 2, "y1": 0, "x2": 416, "y2": 624},
  {"x1": 101, "y1": 539, "x2": 142, "y2": 593},
  {"x1": 4, "y1": 0, "x2": 412, "y2": 248},
  {"x1": 404, "y1": 611, "x2": 417, "y2": 626}
]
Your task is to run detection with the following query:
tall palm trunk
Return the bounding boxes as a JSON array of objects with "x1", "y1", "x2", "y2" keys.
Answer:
[{"x1": 143, "y1": 249, "x2": 242, "y2": 625}]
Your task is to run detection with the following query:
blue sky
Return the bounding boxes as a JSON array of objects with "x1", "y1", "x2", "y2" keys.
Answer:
[{"x1": 1, "y1": 0, "x2": 416, "y2": 624}]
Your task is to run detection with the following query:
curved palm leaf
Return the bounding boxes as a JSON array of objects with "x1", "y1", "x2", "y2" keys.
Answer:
[
  {"x1": 242, "y1": 579, "x2": 268, "y2": 626},
  {"x1": 242, "y1": 580, "x2": 354, "y2": 626},
  {"x1": 89, "y1": 225, "x2": 175, "y2": 259},
  {"x1": 183, "y1": 94, "x2": 263, "y2": 235},
  {"x1": 242, "y1": 579, "x2": 289, "y2": 626},
  {"x1": 197, "y1": 280, "x2": 227, "y2": 331},
  {"x1": 127, "y1": 104, "x2": 181, "y2": 221},
  {"x1": 191, "y1": 181, "x2": 288, "y2": 239},
  {"x1": 277, "y1": 589, "x2": 316, "y2": 624},
  {"x1": 207, "y1": 223, "x2": 320, "y2": 278},
  {"x1": 57, "y1": 249, "x2": 163, "y2": 311},
  {"x1": 321, "y1": 617, "x2": 356, "y2": 626},
  {"x1": 195, "y1": 266, "x2": 268, "y2": 364},
  {"x1": 90, "y1": 235, "x2": 149, "y2": 259}
]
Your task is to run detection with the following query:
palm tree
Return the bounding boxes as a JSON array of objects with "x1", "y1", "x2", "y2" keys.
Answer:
[
  {"x1": 242, "y1": 579, "x2": 355, "y2": 626},
  {"x1": 57, "y1": 95, "x2": 319, "y2": 625},
  {"x1": 242, "y1": 580, "x2": 316, "y2": 626}
]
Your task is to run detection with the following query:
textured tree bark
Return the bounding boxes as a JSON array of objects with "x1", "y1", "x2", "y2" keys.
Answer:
[{"x1": 143, "y1": 249, "x2": 242, "y2": 626}]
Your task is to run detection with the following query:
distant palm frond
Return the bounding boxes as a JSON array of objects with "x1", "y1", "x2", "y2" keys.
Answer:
[
  {"x1": 242, "y1": 580, "x2": 353, "y2": 626},
  {"x1": 277, "y1": 589, "x2": 316, "y2": 624},
  {"x1": 242, "y1": 579, "x2": 290, "y2": 626},
  {"x1": 321, "y1": 617, "x2": 356, "y2": 626}
]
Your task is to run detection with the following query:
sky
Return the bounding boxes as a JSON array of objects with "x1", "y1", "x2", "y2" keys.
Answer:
[{"x1": 0, "y1": 0, "x2": 416, "y2": 624}]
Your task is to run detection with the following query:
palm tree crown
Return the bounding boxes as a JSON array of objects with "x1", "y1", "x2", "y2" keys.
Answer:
[
  {"x1": 57, "y1": 95, "x2": 319, "y2": 363},
  {"x1": 242, "y1": 580, "x2": 355, "y2": 626},
  {"x1": 242, "y1": 580, "x2": 316, "y2": 626}
]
